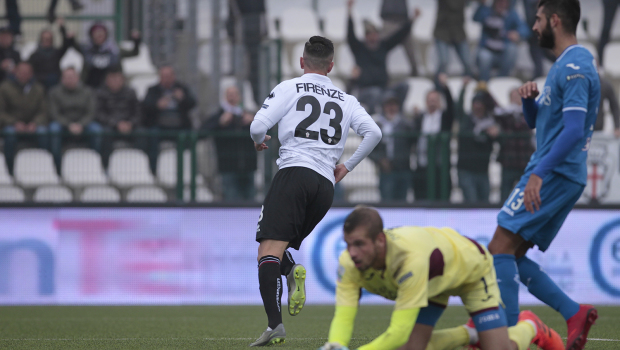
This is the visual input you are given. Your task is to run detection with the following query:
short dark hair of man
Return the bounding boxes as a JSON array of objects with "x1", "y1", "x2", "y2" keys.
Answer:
[
  {"x1": 343, "y1": 206, "x2": 384, "y2": 241},
  {"x1": 538, "y1": 0, "x2": 581, "y2": 35},
  {"x1": 303, "y1": 36, "x2": 335, "y2": 71}
]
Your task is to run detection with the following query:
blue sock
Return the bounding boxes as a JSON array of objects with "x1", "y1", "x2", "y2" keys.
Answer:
[
  {"x1": 493, "y1": 254, "x2": 520, "y2": 326},
  {"x1": 517, "y1": 256, "x2": 579, "y2": 321}
]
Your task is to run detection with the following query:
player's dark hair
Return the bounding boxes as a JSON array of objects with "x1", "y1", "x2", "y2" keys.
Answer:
[
  {"x1": 303, "y1": 36, "x2": 334, "y2": 71},
  {"x1": 343, "y1": 206, "x2": 384, "y2": 241},
  {"x1": 538, "y1": 0, "x2": 580, "y2": 35}
]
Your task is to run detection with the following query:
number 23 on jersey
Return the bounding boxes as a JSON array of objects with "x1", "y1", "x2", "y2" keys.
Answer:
[{"x1": 294, "y1": 95, "x2": 343, "y2": 145}]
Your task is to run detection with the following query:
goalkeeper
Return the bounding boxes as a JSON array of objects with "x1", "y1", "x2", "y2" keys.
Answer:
[{"x1": 320, "y1": 206, "x2": 563, "y2": 350}]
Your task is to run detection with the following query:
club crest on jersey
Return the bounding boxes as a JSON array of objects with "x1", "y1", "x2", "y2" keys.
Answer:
[{"x1": 538, "y1": 86, "x2": 552, "y2": 106}]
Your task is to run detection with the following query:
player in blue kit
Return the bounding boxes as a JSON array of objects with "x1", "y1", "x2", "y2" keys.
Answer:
[{"x1": 486, "y1": 1, "x2": 599, "y2": 350}]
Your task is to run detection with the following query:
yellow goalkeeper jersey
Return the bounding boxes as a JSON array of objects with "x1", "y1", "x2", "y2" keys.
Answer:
[{"x1": 336, "y1": 226, "x2": 492, "y2": 310}]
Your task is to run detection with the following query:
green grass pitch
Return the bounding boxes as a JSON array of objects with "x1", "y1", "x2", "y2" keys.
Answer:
[{"x1": 0, "y1": 305, "x2": 618, "y2": 349}]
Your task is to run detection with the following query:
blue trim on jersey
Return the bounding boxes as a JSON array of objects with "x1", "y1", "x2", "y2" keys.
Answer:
[
  {"x1": 532, "y1": 110, "x2": 585, "y2": 179},
  {"x1": 416, "y1": 303, "x2": 446, "y2": 326},
  {"x1": 472, "y1": 308, "x2": 508, "y2": 332}
]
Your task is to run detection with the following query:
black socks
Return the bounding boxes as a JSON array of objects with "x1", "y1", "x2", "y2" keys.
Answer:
[
  {"x1": 258, "y1": 255, "x2": 283, "y2": 329},
  {"x1": 280, "y1": 250, "x2": 296, "y2": 276}
]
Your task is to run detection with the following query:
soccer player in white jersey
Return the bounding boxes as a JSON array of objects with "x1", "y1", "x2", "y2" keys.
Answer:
[{"x1": 248, "y1": 36, "x2": 382, "y2": 346}]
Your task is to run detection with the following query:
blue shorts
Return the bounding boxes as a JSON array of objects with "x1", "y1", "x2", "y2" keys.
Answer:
[{"x1": 497, "y1": 172, "x2": 584, "y2": 252}]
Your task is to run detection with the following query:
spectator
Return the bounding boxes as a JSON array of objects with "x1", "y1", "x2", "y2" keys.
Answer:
[
  {"x1": 380, "y1": 0, "x2": 418, "y2": 76},
  {"x1": 412, "y1": 74, "x2": 455, "y2": 201},
  {"x1": 346, "y1": 0, "x2": 418, "y2": 114},
  {"x1": 434, "y1": 0, "x2": 474, "y2": 77},
  {"x1": 597, "y1": 73, "x2": 620, "y2": 137},
  {"x1": 0, "y1": 27, "x2": 21, "y2": 83},
  {"x1": 47, "y1": 0, "x2": 83, "y2": 23},
  {"x1": 204, "y1": 86, "x2": 257, "y2": 201},
  {"x1": 95, "y1": 68, "x2": 141, "y2": 167},
  {"x1": 48, "y1": 67, "x2": 100, "y2": 171},
  {"x1": 0, "y1": 62, "x2": 47, "y2": 174},
  {"x1": 73, "y1": 22, "x2": 141, "y2": 88},
  {"x1": 369, "y1": 94, "x2": 413, "y2": 202},
  {"x1": 598, "y1": 0, "x2": 620, "y2": 66},
  {"x1": 226, "y1": 0, "x2": 267, "y2": 105},
  {"x1": 457, "y1": 81, "x2": 498, "y2": 203},
  {"x1": 494, "y1": 88, "x2": 534, "y2": 202},
  {"x1": 28, "y1": 23, "x2": 74, "y2": 90},
  {"x1": 142, "y1": 66, "x2": 196, "y2": 172},
  {"x1": 474, "y1": 0, "x2": 530, "y2": 81},
  {"x1": 5, "y1": 0, "x2": 20, "y2": 36}
]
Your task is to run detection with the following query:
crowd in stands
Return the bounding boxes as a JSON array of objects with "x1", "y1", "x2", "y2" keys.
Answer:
[{"x1": 3, "y1": 0, "x2": 620, "y2": 203}]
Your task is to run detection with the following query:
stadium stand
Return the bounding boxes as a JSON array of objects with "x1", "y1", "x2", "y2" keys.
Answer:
[
  {"x1": 61, "y1": 149, "x2": 108, "y2": 187},
  {"x1": 33, "y1": 185, "x2": 73, "y2": 203},
  {"x1": 108, "y1": 149, "x2": 155, "y2": 188},
  {"x1": 80, "y1": 185, "x2": 122, "y2": 203},
  {"x1": 14, "y1": 149, "x2": 61, "y2": 188},
  {"x1": 0, "y1": 185, "x2": 24, "y2": 202},
  {"x1": 126, "y1": 185, "x2": 168, "y2": 203},
  {"x1": 0, "y1": 154, "x2": 13, "y2": 185}
]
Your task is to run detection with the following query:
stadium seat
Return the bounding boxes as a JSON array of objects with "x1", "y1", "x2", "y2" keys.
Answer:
[
  {"x1": 14, "y1": 149, "x2": 61, "y2": 188},
  {"x1": 488, "y1": 77, "x2": 523, "y2": 108},
  {"x1": 340, "y1": 158, "x2": 379, "y2": 188},
  {"x1": 61, "y1": 148, "x2": 108, "y2": 187},
  {"x1": 347, "y1": 188, "x2": 381, "y2": 203},
  {"x1": 604, "y1": 43, "x2": 620, "y2": 77},
  {"x1": 403, "y1": 77, "x2": 435, "y2": 116},
  {"x1": 156, "y1": 149, "x2": 204, "y2": 188},
  {"x1": 0, "y1": 153, "x2": 13, "y2": 185},
  {"x1": 322, "y1": 7, "x2": 348, "y2": 43},
  {"x1": 534, "y1": 76, "x2": 547, "y2": 91},
  {"x1": 33, "y1": 185, "x2": 73, "y2": 203},
  {"x1": 580, "y1": 42, "x2": 598, "y2": 62},
  {"x1": 59, "y1": 47, "x2": 84, "y2": 72},
  {"x1": 464, "y1": 4, "x2": 482, "y2": 44},
  {"x1": 0, "y1": 186, "x2": 25, "y2": 202},
  {"x1": 279, "y1": 7, "x2": 321, "y2": 43},
  {"x1": 330, "y1": 77, "x2": 347, "y2": 91},
  {"x1": 412, "y1": 1, "x2": 437, "y2": 43},
  {"x1": 129, "y1": 75, "x2": 160, "y2": 100},
  {"x1": 386, "y1": 46, "x2": 411, "y2": 77},
  {"x1": 336, "y1": 45, "x2": 355, "y2": 79},
  {"x1": 80, "y1": 185, "x2": 121, "y2": 203},
  {"x1": 120, "y1": 42, "x2": 157, "y2": 76},
  {"x1": 198, "y1": 42, "x2": 233, "y2": 76},
  {"x1": 447, "y1": 77, "x2": 479, "y2": 114},
  {"x1": 184, "y1": 185, "x2": 215, "y2": 202},
  {"x1": 126, "y1": 185, "x2": 168, "y2": 203},
  {"x1": 108, "y1": 149, "x2": 155, "y2": 187},
  {"x1": 582, "y1": 1, "x2": 603, "y2": 43},
  {"x1": 19, "y1": 41, "x2": 37, "y2": 61}
]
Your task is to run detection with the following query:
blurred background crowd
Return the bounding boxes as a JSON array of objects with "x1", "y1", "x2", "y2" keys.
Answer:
[{"x1": 0, "y1": 0, "x2": 618, "y2": 204}]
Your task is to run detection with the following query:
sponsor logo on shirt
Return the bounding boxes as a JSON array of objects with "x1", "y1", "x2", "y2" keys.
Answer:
[
  {"x1": 397, "y1": 271, "x2": 413, "y2": 284},
  {"x1": 566, "y1": 63, "x2": 581, "y2": 70},
  {"x1": 567, "y1": 74, "x2": 585, "y2": 81}
]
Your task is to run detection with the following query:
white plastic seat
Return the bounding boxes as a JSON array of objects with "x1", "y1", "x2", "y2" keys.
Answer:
[
  {"x1": 129, "y1": 75, "x2": 159, "y2": 100},
  {"x1": 412, "y1": 2, "x2": 437, "y2": 43},
  {"x1": 0, "y1": 186, "x2": 25, "y2": 202},
  {"x1": 330, "y1": 77, "x2": 347, "y2": 91},
  {"x1": 347, "y1": 188, "x2": 381, "y2": 203},
  {"x1": 487, "y1": 77, "x2": 523, "y2": 108},
  {"x1": 340, "y1": 158, "x2": 378, "y2": 188},
  {"x1": 387, "y1": 46, "x2": 411, "y2": 77},
  {"x1": 33, "y1": 185, "x2": 73, "y2": 203},
  {"x1": 20, "y1": 41, "x2": 37, "y2": 61},
  {"x1": 403, "y1": 77, "x2": 436, "y2": 116},
  {"x1": 580, "y1": 42, "x2": 598, "y2": 62},
  {"x1": 108, "y1": 149, "x2": 155, "y2": 187},
  {"x1": 447, "y1": 78, "x2": 479, "y2": 114},
  {"x1": 157, "y1": 149, "x2": 204, "y2": 188},
  {"x1": 183, "y1": 186, "x2": 215, "y2": 202},
  {"x1": 322, "y1": 7, "x2": 348, "y2": 43},
  {"x1": 80, "y1": 185, "x2": 121, "y2": 203},
  {"x1": 0, "y1": 153, "x2": 13, "y2": 185},
  {"x1": 59, "y1": 47, "x2": 84, "y2": 72},
  {"x1": 336, "y1": 45, "x2": 355, "y2": 79},
  {"x1": 535, "y1": 76, "x2": 547, "y2": 91},
  {"x1": 61, "y1": 148, "x2": 107, "y2": 187},
  {"x1": 14, "y1": 149, "x2": 60, "y2": 188},
  {"x1": 126, "y1": 185, "x2": 168, "y2": 203},
  {"x1": 279, "y1": 7, "x2": 321, "y2": 43},
  {"x1": 121, "y1": 42, "x2": 157, "y2": 76}
]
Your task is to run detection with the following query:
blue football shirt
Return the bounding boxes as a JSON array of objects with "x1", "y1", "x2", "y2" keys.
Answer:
[{"x1": 524, "y1": 45, "x2": 601, "y2": 185}]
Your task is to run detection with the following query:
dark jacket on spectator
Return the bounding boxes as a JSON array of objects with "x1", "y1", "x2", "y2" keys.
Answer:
[
  {"x1": 28, "y1": 26, "x2": 73, "y2": 90},
  {"x1": 597, "y1": 75, "x2": 620, "y2": 131},
  {"x1": 434, "y1": 0, "x2": 467, "y2": 43},
  {"x1": 204, "y1": 108, "x2": 257, "y2": 173},
  {"x1": 48, "y1": 83, "x2": 96, "y2": 126},
  {"x1": 0, "y1": 76, "x2": 46, "y2": 128},
  {"x1": 369, "y1": 116, "x2": 413, "y2": 172},
  {"x1": 457, "y1": 89, "x2": 496, "y2": 173},
  {"x1": 95, "y1": 85, "x2": 140, "y2": 129},
  {"x1": 380, "y1": 0, "x2": 408, "y2": 21},
  {"x1": 412, "y1": 84, "x2": 454, "y2": 168},
  {"x1": 495, "y1": 105, "x2": 534, "y2": 171},
  {"x1": 73, "y1": 25, "x2": 140, "y2": 88},
  {"x1": 347, "y1": 16, "x2": 412, "y2": 88},
  {"x1": 142, "y1": 82, "x2": 196, "y2": 129},
  {"x1": 0, "y1": 46, "x2": 20, "y2": 82}
]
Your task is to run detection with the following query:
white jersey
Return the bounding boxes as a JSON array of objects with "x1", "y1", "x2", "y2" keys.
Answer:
[{"x1": 254, "y1": 73, "x2": 377, "y2": 183}]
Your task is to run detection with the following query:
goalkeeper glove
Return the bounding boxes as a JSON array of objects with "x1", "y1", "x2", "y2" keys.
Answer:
[{"x1": 318, "y1": 342, "x2": 349, "y2": 350}]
